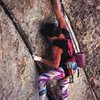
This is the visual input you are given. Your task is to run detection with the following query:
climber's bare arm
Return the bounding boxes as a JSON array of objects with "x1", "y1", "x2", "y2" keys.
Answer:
[
  {"x1": 52, "y1": 0, "x2": 67, "y2": 29},
  {"x1": 34, "y1": 46, "x2": 63, "y2": 68}
]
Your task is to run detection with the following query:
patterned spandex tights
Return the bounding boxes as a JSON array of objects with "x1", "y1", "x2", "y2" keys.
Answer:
[{"x1": 38, "y1": 62, "x2": 77, "y2": 100}]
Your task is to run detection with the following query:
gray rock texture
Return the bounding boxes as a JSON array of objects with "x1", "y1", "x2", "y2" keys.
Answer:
[
  {"x1": 0, "y1": 0, "x2": 100, "y2": 100},
  {"x1": 0, "y1": 6, "x2": 39, "y2": 100}
]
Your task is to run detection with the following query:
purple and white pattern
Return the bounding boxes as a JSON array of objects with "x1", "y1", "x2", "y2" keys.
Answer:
[{"x1": 38, "y1": 62, "x2": 77, "y2": 100}]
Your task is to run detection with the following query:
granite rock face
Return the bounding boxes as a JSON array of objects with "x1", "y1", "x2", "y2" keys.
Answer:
[
  {"x1": 0, "y1": 0, "x2": 99, "y2": 100},
  {"x1": 0, "y1": 7, "x2": 39, "y2": 100}
]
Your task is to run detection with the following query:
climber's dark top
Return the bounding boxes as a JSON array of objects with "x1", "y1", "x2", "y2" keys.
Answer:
[{"x1": 53, "y1": 29, "x2": 75, "y2": 66}]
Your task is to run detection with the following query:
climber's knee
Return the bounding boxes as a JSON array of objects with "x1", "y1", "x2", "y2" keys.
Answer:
[{"x1": 38, "y1": 73, "x2": 50, "y2": 84}]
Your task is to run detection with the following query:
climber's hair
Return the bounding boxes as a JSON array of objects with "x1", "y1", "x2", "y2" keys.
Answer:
[{"x1": 39, "y1": 22, "x2": 61, "y2": 37}]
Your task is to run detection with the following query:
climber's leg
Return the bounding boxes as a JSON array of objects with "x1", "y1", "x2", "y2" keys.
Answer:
[
  {"x1": 59, "y1": 62, "x2": 77, "y2": 100},
  {"x1": 38, "y1": 67, "x2": 65, "y2": 100},
  {"x1": 60, "y1": 77, "x2": 69, "y2": 100}
]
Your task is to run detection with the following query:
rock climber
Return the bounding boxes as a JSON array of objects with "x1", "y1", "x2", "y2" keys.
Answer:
[{"x1": 34, "y1": 0, "x2": 77, "y2": 100}]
